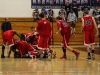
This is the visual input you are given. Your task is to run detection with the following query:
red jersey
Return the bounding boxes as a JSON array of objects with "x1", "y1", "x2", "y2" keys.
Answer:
[
  {"x1": 3, "y1": 30, "x2": 15, "y2": 39},
  {"x1": 83, "y1": 16, "x2": 94, "y2": 31},
  {"x1": 37, "y1": 20, "x2": 51, "y2": 37},
  {"x1": 57, "y1": 20, "x2": 71, "y2": 35},
  {"x1": 24, "y1": 33, "x2": 33, "y2": 39}
]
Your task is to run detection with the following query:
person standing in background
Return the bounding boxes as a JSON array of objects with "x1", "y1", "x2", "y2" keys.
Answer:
[{"x1": 1, "y1": 18, "x2": 12, "y2": 58}]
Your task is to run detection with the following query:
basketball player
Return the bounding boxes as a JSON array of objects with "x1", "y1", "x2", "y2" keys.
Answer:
[
  {"x1": 56, "y1": 16, "x2": 80, "y2": 60},
  {"x1": 36, "y1": 13, "x2": 52, "y2": 59},
  {"x1": 1, "y1": 30, "x2": 20, "y2": 58},
  {"x1": 81, "y1": 11, "x2": 99, "y2": 60}
]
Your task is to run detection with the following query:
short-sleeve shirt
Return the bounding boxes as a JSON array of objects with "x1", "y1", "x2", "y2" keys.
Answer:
[{"x1": 37, "y1": 19, "x2": 51, "y2": 37}]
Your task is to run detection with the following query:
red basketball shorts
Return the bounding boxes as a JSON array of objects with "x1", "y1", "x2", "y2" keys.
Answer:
[
  {"x1": 61, "y1": 33, "x2": 70, "y2": 48},
  {"x1": 3, "y1": 37, "x2": 14, "y2": 46},
  {"x1": 84, "y1": 30, "x2": 95, "y2": 46},
  {"x1": 38, "y1": 36, "x2": 49, "y2": 49}
]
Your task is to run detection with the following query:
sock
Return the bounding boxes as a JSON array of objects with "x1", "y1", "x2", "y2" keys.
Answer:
[
  {"x1": 72, "y1": 50, "x2": 77, "y2": 54},
  {"x1": 91, "y1": 50, "x2": 94, "y2": 54},
  {"x1": 62, "y1": 47, "x2": 66, "y2": 56},
  {"x1": 2, "y1": 45, "x2": 5, "y2": 55},
  {"x1": 88, "y1": 53, "x2": 91, "y2": 57}
]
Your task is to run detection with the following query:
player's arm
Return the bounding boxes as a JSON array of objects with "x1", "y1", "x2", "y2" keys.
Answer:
[
  {"x1": 56, "y1": 21, "x2": 61, "y2": 34},
  {"x1": 56, "y1": 28, "x2": 61, "y2": 34},
  {"x1": 81, "y1": 18, "x2": 84, "y2": 33},
  {"x1": 14, "y1": 31, "x2": 21, "y2": 38},
  {"x1": 92, "y1": 17, "x2": 99, "y2": 35}
]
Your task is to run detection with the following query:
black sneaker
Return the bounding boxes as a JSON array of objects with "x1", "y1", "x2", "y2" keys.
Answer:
[
  {"x1": 87, "y1": 56, "x2": 91, "y2": 60},
  {"x1": 1, "y1": 54, "x2": 5, "y2": 58}
]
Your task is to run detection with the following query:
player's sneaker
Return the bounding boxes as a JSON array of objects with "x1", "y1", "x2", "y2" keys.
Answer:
[
  {"x1": 60, "y1": 56, "x2": 67, "y2": 60},
  {"x1": 52, "y1": 52, "x2": 56, "y2": 58},
  {"x1": 87, "y1": 56, "x2": 91, "y2": 60},
  {"x1": 75, "y1": 52, "x2": 80, "y2": 60},
  {"x1": 92, "y1": 54, "x2": 95, "y2": 60},
  {"x1": 39, "y1": 53, "x2": 44, "y2": 60},
  {"x1": 1, "y1": 54, "x2": 5, "y2": 58},
  {"x1": 48, "y1": 53, "x2": 51, "y2": 59}
]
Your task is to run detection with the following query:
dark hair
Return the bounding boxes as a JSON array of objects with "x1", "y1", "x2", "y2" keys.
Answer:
[
  {"x1": 39, "y1": 13, "x2": 44, "y2": 18},
  {"x1": 20, "y1": 34, "x2": 25, "y2": 41},
  {"x1": 56, "y1": 16, "x2": 62, "y2": 20},
  {"x1": 84, "y1": 11, "x2": 89, "y2": 15},
  {"x1": 30, "y1": 26, "x2": 35, "y2": 29}
]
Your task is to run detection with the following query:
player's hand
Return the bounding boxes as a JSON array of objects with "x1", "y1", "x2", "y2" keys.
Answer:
[
  {"x1": 95, "y1": 32, "x2": 99, "y2": 36},
  {"x1": 56, "y1": 32, "x2": 59, "y2": 34},
  {"x1": 72, "y1": 34, "x2": 76, "y2": 38}
]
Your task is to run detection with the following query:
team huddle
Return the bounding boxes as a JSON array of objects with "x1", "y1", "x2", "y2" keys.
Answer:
[{"x1": 1, "y1": 11, "x2": 99, "y2": 60}]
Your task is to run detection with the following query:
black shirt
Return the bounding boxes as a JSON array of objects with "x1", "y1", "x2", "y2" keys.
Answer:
[
  {"x1": 93, "y1": 9, "x2": 100, "y2": 16},
  {"x1": 1, "y1": 22, "x2": 12, "y2": 32},
  {"x1": 65, "y1": 5, "x2": 71, "y2": 12}
]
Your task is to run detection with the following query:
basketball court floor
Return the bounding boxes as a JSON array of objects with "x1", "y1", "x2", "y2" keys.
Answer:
[{"x1": 0, "y1": 46, "x2": 100, "y2": 75}]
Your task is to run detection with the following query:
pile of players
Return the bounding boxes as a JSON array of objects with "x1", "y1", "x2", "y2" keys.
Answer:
[{"x1": 1, "y1": 26, "x2": 54, "y2": 59}]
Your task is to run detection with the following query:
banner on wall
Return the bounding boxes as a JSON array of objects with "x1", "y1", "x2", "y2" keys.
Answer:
[{"x1": 31, "y1": 0, "x2": 99, "y2": 9}]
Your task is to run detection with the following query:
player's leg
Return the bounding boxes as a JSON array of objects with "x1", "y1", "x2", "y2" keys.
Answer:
[
  {"x1": 63, "y1": 33, "x2": 80, "y2": 60},
  {"x1": 1, "y1": 45, "x2": 5, "y2": 58},
  {"x1": 60, "y1": 46, "x2": 67, "y2": 59},
  {"x1": 86, "y1": 46, "x2": 91, "y2": 59}
]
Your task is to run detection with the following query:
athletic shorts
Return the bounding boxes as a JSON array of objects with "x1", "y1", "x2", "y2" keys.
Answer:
[
  {"x1": 61, "y1": 33, "x2": 70, "y2": 48},
  {"x1": 38, "y1": 36, "x2": 49, "y2": 49},
  {"x1": 84, "y1": 30, "x2": 95, "y2": 46},
  {"x1": 3, "y1": 38, "x2": 14, "y2": 46}
]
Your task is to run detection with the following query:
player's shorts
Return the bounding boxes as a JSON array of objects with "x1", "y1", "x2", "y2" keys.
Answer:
[
  {"x1": 84, "y1": 30, "x2": 95, "y2": 46},
  {"x1": 61, "y1": 32, "x2": 70, "y2": 48},
  {"x1": 38, "y1": 36, "x2": 49, "y2": 49},
  {"x1": 3, "y1": 38, "x2": 14, "y2": 46}
]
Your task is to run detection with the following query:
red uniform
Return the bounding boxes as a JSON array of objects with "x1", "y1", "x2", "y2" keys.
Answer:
[
  {"x1": 16, "y1": 40, "x2": 36, "y2": 57},
  {"x1": 57, "y1": 20, "x2": 71, "y2": 48},
  {"x1": 24, "y1": 33, "x2": 34, "y2": 40},
  {"x1": 2, "y1": 30, "x2": 15, "y2": 46},
  {"x1": 37, "y1": 19, "x2": 52, "y2": 49},
  {"x1": 83, "y1": 15, "x2": 95, "y2": 46}
]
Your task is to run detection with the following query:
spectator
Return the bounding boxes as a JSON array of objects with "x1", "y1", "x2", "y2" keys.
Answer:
[
  {"x1": 48, "y1": 6, "x2": 54, "y2": 22},
  {"x1": 78, "y1": 7, "x2": 83, "y2": 22},
  {"x1": 67, "y1": 9, "x2": 77, "y2": 33},
  {"x1": 92, "y1": 5, "x2": 100, "y2": 22},
  {"x1": 82, "y1": 3, "x2": 90, "y2": 16},
  {"x1": 71, "y1": 1, "x2": 79, "y2": 19},
  {"x1": 1, "y1": 18, "x2": 12, "y2": 33},
  {"x1": 65, "y1": 2, "x2": 71, "y2": 18},
  {"x1": 58, "y1": 7, "x2": 66, "y2": 16},
  {"x1": 32, "y1": 8, "x2": 39, "y2": 22}
]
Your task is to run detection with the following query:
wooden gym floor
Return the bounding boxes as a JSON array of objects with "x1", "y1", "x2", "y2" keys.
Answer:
[{"x1": 0, "y1": 46, "x2": 100, "y2": 75}]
